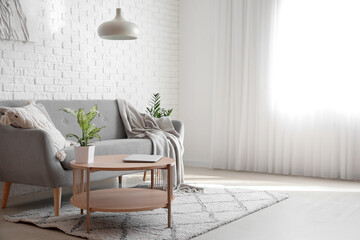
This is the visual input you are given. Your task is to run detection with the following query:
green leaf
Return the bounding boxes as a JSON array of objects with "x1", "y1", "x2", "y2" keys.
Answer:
[
  {"x1": 89, "y1": 126, "x2": 105, "y2": 136},
  {"x1": 66, "y1": 133, "x2": 80, "y2": 140},
  {"x1": 86, "y1": 123, "x2": 96, "y2": 134},
  {"x1": 77, "y1": 108, "x2": 88, "y2": 131},
  {"x1": 154, "y1": 107, "x2": 160, "y2": 114},
  {"x1": 86, "y1": 104, "x2": 99, "y2": 124},
  {"x1": 146, "y1": 107, "x2": 153, "y2": 115},
  {"x1": 162, "y1": 108, "x2": 173, "y2": 117},
  {"x1": 89, "y1": 134, "x2": 101, "y2": 141},
  {"x1": 60, "y1": 108, "x2": 77, "y2": 117}
]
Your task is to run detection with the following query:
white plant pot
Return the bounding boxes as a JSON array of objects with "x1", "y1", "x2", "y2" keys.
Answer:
[{"x1": 75, "y1": 145, "x2": 95, "y2": 164}]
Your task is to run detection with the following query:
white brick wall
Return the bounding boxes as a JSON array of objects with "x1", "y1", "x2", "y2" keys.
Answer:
[{"x1": 0, "y1": 0, "x2": 179, "y2": 117}]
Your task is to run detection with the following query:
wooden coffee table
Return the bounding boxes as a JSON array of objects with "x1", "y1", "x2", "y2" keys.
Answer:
[{"x1": 70, "y1": 155, "x2": 175, "y2": 233}]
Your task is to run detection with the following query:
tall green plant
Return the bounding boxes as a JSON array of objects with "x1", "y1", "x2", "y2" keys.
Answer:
[
  {"x1": 146, "y1": 93, "x2": 173, "y2": 118},
  {"x1": 60, "y1": 105, "x2": 104, "y2": 146}
]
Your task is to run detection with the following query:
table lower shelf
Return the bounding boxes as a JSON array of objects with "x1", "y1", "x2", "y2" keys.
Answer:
[{"x1": 70, "y1": 188, "x2": 173, "y2": 212}]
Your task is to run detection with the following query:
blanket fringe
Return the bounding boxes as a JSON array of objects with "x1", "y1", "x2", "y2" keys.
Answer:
[{"x1": 175, "y1": 183, "x2": 204, "y2": 194}]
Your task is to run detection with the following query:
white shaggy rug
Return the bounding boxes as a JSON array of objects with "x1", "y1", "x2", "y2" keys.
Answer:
[{"x1": 4, "y1": 187, "x2": 288, "y2": 240}]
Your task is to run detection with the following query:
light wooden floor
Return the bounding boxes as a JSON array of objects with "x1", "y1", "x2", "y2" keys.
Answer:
[{"x1": 1, "y1": 167, "x2": 360, "y2": 240}]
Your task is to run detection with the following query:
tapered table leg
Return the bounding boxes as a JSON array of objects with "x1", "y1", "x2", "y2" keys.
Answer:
[
  {"x1": 81, "y1": 170, "x2": 84, "y2": 215},
  {"x1": 86, "y1": 170, "x2": 90, "y2": 233},
  {"x1": 151, "y1": 169, "x2": 154, "y2": 189},
  {"x1": 167, "y1": 164, "x2": 172, "y2": 228}
]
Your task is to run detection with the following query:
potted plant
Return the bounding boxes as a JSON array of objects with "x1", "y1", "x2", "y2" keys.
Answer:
[
  {"x1": 146, "y1": 93, "x2": 173, "y2": 118},
  {"x1": 60, "y1": 105, "x2": 104, "y2": 164}
]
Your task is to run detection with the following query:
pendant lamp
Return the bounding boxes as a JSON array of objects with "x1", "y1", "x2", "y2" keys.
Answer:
[{"x1": 98, "y1": 8, "x2": 139, "y2": 40}]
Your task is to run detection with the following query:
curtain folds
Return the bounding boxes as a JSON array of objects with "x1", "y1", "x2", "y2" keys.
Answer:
[{"x1": 210, "y1": 0, "x2": 360, "y2": 180}]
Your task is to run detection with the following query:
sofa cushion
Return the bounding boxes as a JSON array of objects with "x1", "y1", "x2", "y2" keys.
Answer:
[
  {"x1": 60, "y1": 138, "x2": 153, "y2": 170},
  {"x1": 0, "y1": 103, "x2": 69, "y2": 153}
]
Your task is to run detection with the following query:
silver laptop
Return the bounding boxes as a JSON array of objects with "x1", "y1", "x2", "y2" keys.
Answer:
[{"x1": 123, "y1": 154, "x2": 163, "y2": 163}]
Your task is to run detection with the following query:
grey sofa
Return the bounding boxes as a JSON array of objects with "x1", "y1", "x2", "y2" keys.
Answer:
[{"x1": 0, "y1": 100, "x2": 183, "y2": 216}]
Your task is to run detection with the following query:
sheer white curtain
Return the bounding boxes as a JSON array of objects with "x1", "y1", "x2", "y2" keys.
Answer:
[{"x1": 211, "y1": 0, "x2": 360, "y2": 180}]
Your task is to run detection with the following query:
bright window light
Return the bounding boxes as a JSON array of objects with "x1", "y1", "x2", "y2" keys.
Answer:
[{"x1": 271, "y1": 0, "x2": 360, "y2": 116}]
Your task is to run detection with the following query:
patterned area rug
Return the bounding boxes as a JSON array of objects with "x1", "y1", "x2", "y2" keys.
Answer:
[{"x1": 4, "y1": 187, "x2": 288, "y2": 240}]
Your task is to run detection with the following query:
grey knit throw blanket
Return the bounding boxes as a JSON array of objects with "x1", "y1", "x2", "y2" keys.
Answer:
[{"x1": 117, "y1": 99, "x2": 184, "y2": 188}]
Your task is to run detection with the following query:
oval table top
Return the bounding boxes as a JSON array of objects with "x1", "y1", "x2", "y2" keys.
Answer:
[{"x1": 70, "y1": 154, "x2": 175, "y2": 171}]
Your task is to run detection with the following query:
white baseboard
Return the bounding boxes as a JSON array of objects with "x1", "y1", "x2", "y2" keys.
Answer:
[{"x1": 184, "y1": 160, "x2": 210, "y2": 168}]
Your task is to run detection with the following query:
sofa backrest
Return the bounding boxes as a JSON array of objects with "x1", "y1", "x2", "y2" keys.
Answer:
[{"x1": 0, "y1": 100, "x2": 127, "y2": 140}]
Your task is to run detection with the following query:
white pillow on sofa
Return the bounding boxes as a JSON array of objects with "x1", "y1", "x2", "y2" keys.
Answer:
[{"x1": 0, "y1": 102, "x2": 70, "y2": 161}]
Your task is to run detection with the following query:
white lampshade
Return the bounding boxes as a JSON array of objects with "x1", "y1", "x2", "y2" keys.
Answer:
[{"x1": 98, "y1": 8, "x2": 139, "y2": 40}]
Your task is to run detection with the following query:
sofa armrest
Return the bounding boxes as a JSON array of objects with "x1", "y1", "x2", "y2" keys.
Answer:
[
  {"x1": 0, "y1": 124, "x2": 65, "y2": 188},
  {"x1": 172, "y1": 120, "x2": 184, "y2": 140}
]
